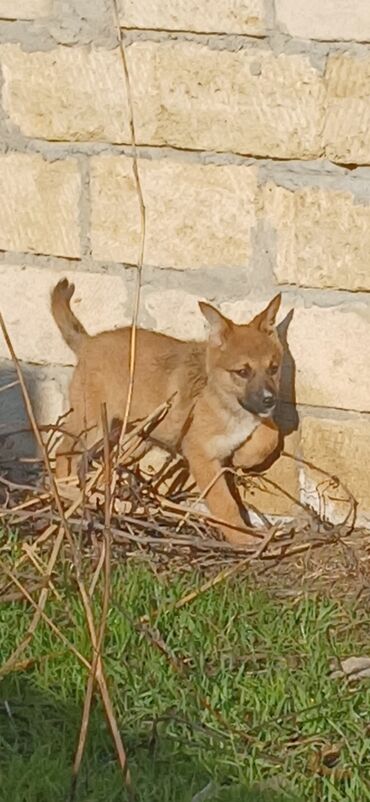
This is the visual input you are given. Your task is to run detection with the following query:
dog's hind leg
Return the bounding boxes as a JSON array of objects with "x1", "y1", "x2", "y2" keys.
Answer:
[
  {"x1": 55, "y1": 372, "x2": 104, "y2": 479},
  {"x1": 55, "y1": 410, "x2": 102, "y2": 479}
]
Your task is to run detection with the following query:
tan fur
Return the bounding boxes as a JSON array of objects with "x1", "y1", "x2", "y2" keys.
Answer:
[{"x1": 51, "y1": 279, "x2": 283, "y2": 548}]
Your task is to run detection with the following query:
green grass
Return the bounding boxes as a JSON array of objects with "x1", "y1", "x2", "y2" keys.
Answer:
[{"x1": 0, "y1": 559, "x2": 370, "y2": 802}]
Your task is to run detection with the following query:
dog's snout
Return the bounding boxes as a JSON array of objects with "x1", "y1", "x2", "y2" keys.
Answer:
[
  {"x1": 262, "y1": 390, "x2": 276, "y2": 410},
  {"x1": 239, "y1": 387, "x2": 277, "y2": 417}
]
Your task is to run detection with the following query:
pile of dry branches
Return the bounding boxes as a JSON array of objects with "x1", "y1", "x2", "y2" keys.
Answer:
[{"x1": 0, "y1": 352, "x2": 362, "y2": 567}]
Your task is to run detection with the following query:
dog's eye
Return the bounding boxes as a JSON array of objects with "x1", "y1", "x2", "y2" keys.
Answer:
[
  {"x1": 234, "y1": 365, "x2": 252, "y2": 379},
  {"x1": 268, "y1": 363, "x2": 279, "y2": 376}
]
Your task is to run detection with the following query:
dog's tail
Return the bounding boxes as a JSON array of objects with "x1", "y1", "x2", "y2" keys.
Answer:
[{"x1": 51, "y1": 279, "x2": 88, "y2": 354}]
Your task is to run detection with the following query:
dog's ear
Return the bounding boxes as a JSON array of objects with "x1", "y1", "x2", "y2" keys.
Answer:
[
  {"x1": 199, "y1": 302, "x2": 232, "y2": 348},
  {"x1": 250, "y1": 294, "x2": 281, "y2": 335}
]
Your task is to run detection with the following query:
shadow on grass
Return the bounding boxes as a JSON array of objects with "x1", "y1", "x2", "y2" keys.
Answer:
[{"x1": 0, "y1": 673, "x2": 296, "y2": 802}]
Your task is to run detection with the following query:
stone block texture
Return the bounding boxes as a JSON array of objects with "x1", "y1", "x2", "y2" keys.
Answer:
[
  {"x1": 127, "y1": 42, "x2": 325, "y2": 158},
  {"x1": 142, "y1": 290, "x2": 207, "y2": 340},
  {"x1": 119, "y1": 0, "x2": 266, "y2": 35},
  {"x1": 300, "y1": 416, "x2": 370, "y2": 526},
  {"x1": 0, "y1": 45, "x2": 130, "y2": 142},
  {"x1": 324, "y1": 54, "x2": 370, "y2": 164},
  {"x1": 264, "y1": 183, "x2": 370, "y2": 292},
  {"x1": 90, "y1": 157, "x2": 257, "y2": 268},
  {"x1": 1, "y1": 0, "x2": 370, "y2": 527},
  {"x1": 0, "y1": 154, "x2": 81, "y2": 257},
  {"x1": 276, "y1": 0, "x2": 370, "y2": 42},
  {"x1": 0, "y1": 266, "x2": 130, "y2": 365},
  {"x1": 288, "y1": 305, "x2": 370, "y2": 414},
  {"x1": 0, "y1": 360, "x2": 72, "y2": 473},
  {"x1": 0, "y1": 0, "x2": 52, "y2": 18}
]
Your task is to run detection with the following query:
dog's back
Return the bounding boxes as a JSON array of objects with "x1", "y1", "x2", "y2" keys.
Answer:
[{"x1": 51, "y1": 279, "x2": 207, "y2": 452}]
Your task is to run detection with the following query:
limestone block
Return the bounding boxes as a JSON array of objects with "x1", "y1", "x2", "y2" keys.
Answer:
[
  {"x1": 142, "y1": 290, "x2": 207, "y2": 339},
  {"x1": 288, "y1": 305, "x2": 370, "y2": 414},
  {"x1": 0, "y1": 265, "x2": 130, "y2": 365},
  {"x1": 90, "y1": 156, "x2": 141, "y2": 264},
  {"x1": 324, "y1": 54, "x2": 370, "y2": 164},
  {"x1": 142, "y1": 292, "x2": 287, "y2": 341},
  {"x1": 300, "y1": 416, "x2": 370, "y2": 526},
  {"x1": 90, "y1": 156, "x2": 257, "y2": 268},
  {"x1": 263, "y1": 183, "x2": 370, "y2": 292},
  {"x1": 119, "y1": 0, "x2": 266, "y2": 35},
  {"x1": 127, "y1": 41, "x2": 325, "y2": 158},
  {"x1": 0, "y1": 153, "x2": 80, "y2": 257},
  {"x1": 0, "y1": 0, "x2": 52, "y2": 17},
  {"x1": 0, "y1": 360, "x2": 72, "y2": 474},
  {"x1": 276, "y1": 0, "x2": 370, "y2": 42},
  {"x1": 0, "y1": 44, "x2": 130, "y2": 142}
]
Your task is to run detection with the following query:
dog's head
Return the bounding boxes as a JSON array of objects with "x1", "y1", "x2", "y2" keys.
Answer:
[{"x1": 199, "y1": 295, "x2": 283, "y2": 418}]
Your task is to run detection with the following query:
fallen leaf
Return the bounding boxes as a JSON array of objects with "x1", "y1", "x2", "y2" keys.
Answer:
[{"x1": 308, "y1": 742, "x2": 351, "y2": 780}]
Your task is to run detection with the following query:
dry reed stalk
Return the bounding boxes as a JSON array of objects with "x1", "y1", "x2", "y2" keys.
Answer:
[
  {"x1": 110, "y1": 0, "x2": 147, "y2": 524},
  {"x1": 0, "y1": 524, "x2": 66, "y2": 677},
  {"x1": 158, "y1": 497, "x2": 268, "y2": 539},
  {"x1": 83, "y1": 519, "x2": 243, "y2": 550},
  {"x1": 70, "y1": 405, "x2": 120, "y2": 800},
  {"x1": 0, "y1": 490, "x2": 50, "y2": 520},
  {"x1": 0, "y1": 558, "x2": 91, "y2": 670},
  {"x1": 0, "y1": 313, "x2": 132, "y2": 793},
  {"x1": 21, "y1": 543, "x2": 63, "y2": 603},
  {"x1": 0, "y1": 379, "x2": 19, "y2": 393},
  {"x1": 139, "y1": 527, "x2": 277, "y2": 623}
]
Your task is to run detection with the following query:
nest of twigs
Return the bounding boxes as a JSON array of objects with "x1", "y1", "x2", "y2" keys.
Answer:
[{"x1": 1, "y1": 392, "x2": 369, "y2": 581}]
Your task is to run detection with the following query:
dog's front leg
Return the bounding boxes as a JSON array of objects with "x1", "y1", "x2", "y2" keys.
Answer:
[
  {"x1": 182, "y1": 438, "x2": 258, "y2": 548},
  {"x1": 233, "y1": 420, "x2": 280, "y2": 470}
]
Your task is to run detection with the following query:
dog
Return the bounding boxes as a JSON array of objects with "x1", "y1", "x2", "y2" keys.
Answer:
[{"x1": 51, "y1": 279, "x2": 283, "y2": 547}]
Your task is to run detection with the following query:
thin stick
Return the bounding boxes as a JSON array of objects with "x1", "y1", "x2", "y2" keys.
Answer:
[
  {"x1": 70, "y1": 405, "x2": 116, "y2": 800},
  {"x1": 80, "y1": 519, "x2": 250, "y2": 551},
  {"x1": 175, "y1": 465, "x2": 230, "y2": 533},
  {"x1": 0, "y1": 559, "x2": 91, "y2": 670},
  {"x1": 174, "y1": 528, "x2": 277, "y2": 607},
  {"x1": 139, "y1": 528, "x2": 277, "y2": 622},
  {"x1": 21, "y1": 544, "x2": 63, "y2": 603},
  {"x1": 0, "y1": 525, "x2": 65, "y2": 677},
  {"x1": 0, "y1": 314, "x2": 131, "y2": 791},
  {"x1": 0, "y1": 379, "x2": 19, "y2": 393},
  {"x1": 160, "y1": 497, "x2": 266, "y2": 538},
  {"x1": 111, "y1": 0, "x2": 146, "y2": 459}
]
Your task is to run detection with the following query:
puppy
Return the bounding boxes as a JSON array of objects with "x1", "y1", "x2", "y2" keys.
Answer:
[{"x1": 51, "y1": 280, "x2": 282, "y2": 546}]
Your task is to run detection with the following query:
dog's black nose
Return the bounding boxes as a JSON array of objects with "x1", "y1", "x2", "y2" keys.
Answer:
[{"x1": 262, "y1": 391, "x2": 276, "y2": 409}]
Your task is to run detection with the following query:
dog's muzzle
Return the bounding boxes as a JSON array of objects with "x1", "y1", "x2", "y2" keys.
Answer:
[{"x1": 239, "y1": 389, "x2": 277, "y2": 417}]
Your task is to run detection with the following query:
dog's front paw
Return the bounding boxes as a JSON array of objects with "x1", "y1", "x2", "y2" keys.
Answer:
[{"x1": 222, "y1": 527, "x2": 262, "y2": 550}]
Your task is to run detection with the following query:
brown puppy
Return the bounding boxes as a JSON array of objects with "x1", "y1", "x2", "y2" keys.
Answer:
[{"x1": 51, "y1": 280, "x2": 282, "y2": 547}]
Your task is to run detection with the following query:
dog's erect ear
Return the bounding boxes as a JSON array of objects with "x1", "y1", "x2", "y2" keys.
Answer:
[
  {"x1": 250, "y1": 294, "x2": 281, "y2": 335},
  {"x1": 199, "y1": 302, "x2": 232, "y2": 348}
]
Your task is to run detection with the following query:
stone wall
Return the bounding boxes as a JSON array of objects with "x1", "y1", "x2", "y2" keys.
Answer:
[{"x1": 0, "y1": 0, "x2": 369, "y2": 525}]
